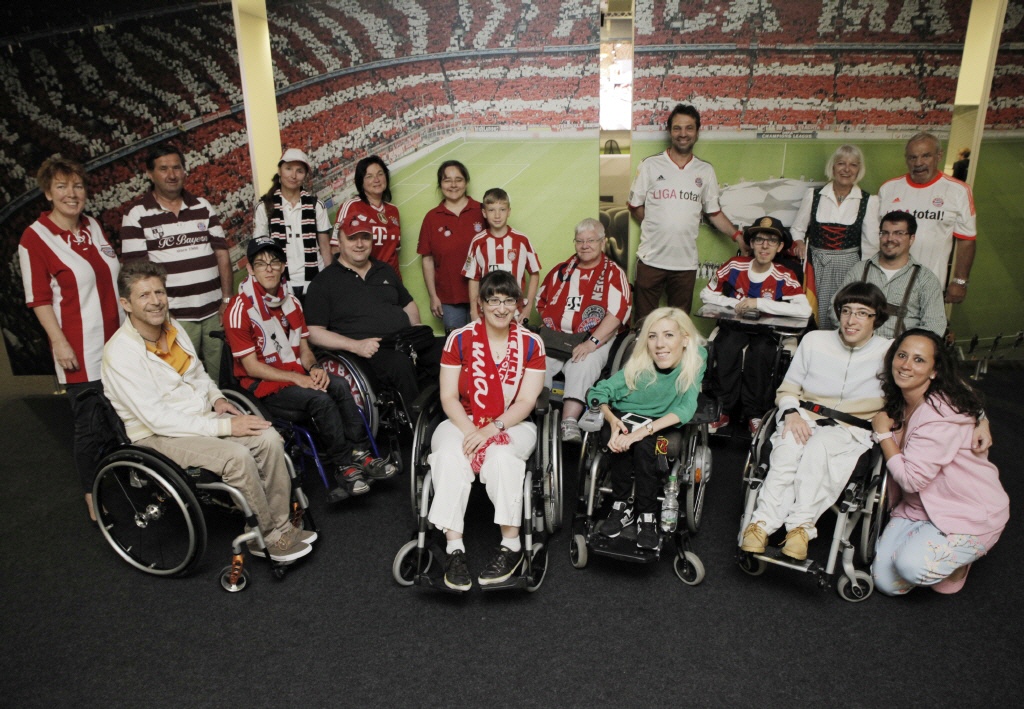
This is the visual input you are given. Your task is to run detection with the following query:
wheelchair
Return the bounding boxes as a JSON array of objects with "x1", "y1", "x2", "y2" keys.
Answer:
[
  {"x1": 735, "y1": 406, "x2": 889, "y2": 602},
  {"x1": 87, "y1": 391, "x2": 316, "y2": 592},
  {"x1": 391, "y1": 385, "x2": 563, "y2": 593},
  {"x1": 315, "y1": 348, "x2": 409, "y2": 479},
  {"x1": 568, "y1": 392, "x2": 719, "y2": 585},
  {"x1": 695, "y1": 304, "x2": 809, "y2": 438}
]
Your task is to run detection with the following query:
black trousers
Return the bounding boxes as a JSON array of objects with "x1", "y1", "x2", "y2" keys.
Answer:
[
  {"x1": 261, "y1": 375, "x2": 368, "y2": 468},
  {"x1": 357, "y1": 336, "x2": 444, "y2": 410},
  {"x1": 602, "y1": 423, "x2": 666, "y2": 514},
  {"x1": 709, "y1": 326, "x2": 778, "y2": 419},
  {"x1": 66, "y1": 381, "x2": 106, "y2": 493}
]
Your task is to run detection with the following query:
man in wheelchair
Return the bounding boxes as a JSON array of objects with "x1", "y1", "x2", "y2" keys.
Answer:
[
  {"x1": 740, "y1": 282, "x2": 890, "y2": 561},
  {"x1": 699, "y1": 216, "x2": 811, "y2": 435},
  {"x1": 102, "y1": 260, "x2": 316, "y2": 563},
  {"x1": 224, "y1": 236, "x2": 394, "y2": 503},
  {"x1": 304, "y1": 221, "x2": 443, "y2": 415}
]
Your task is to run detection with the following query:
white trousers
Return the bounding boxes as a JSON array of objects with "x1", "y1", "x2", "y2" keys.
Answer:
[
  {"x1": 426, "y1": 419, "x2": 536, "y2": 535},
  {"x1": 751, "y1": 421, "x2": 871, "y2": 539},
  {"x1": 544, "y1": 344, "x2": 611, "y2": 404}
]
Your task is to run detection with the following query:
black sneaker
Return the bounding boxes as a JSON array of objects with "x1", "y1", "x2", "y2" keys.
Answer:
[
  {"x1": 353, "y1": 449, "x2": 397, "y2": 481},
  {"x1": 477, "y1": 546, "x2": 524, "y2": 586},
  {"x1": 326, "y1": 465, "x2": 370, "y2": 503},
  {"x1": 636, "y1": 512, "x2": 659, "y2": 550},
  {"x1": 444, "y1": 550, "x2": 472, "y2": 591},
  {"x1": 599, "y1": 501, "x2": 635, "y2": 538}
]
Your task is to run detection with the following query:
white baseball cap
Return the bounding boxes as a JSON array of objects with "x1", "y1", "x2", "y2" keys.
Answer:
[{"x1": 278, "y1": 148, "x2": 311, "y2": 171}]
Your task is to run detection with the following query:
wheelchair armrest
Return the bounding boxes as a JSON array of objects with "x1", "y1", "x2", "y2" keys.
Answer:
[
  {"x1": 409, "y1": 384, "x2": 440, "y2": 418},
  {"x1": 533, "y1": 387, "x2": 551, "y2": 416},
  {"x1": 690, "y1": 392, "x2": 722, "y2": 426}
]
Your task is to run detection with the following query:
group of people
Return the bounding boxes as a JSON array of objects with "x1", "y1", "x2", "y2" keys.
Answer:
[{"x1": 19, "y1": 101, "x2": 1004, "y2": 595}]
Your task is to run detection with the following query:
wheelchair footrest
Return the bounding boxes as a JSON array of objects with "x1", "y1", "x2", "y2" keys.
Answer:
[
  {"x1": 479, "y1": 575, "x2": 528, "y2": 592},
  {"x1": 414, "y1": 573, "x2": 466, "y2": 594},
  {"x1": 754, "y1": 547, "x2": 818, "y2": 573},
  {"x1": 587, "y1": 531, "x2": 662, "y2": 563}
]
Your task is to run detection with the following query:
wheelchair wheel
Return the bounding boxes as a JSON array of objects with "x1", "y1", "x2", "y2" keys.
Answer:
[
  {"x1": 409, "y1": 396, "x2": 444, "y2": 514},
  {"x1": 684, "y1": 426, "x2": 712, "y2": 534},
  {"x1": 525, "y1": 543, "x2": 548, "y2": 592},
  {"x1": 392, "y1": 539, "x2": 434, "y2": 587},
  {"x1": 836, "y1": 570, "x2": 874, "y2": 603},
  {"x1": 737, "y1": 552, "x2": 767, "y2": 576},
  {"x1": 219, "y1": 388, "x2": 270, "y2": 419},
  {"x1": 569, "y1": 533, "x2": 588, "y2": 569},
  {"x1": 540, "y1": 407, "x2": 563, "y2": 533},
  {"x1": 219, "y1": 563, "x2": 249, "y2": 593},
  {"x1": 859, "y1": 470, "x2": 889, "y2": 565},
  {"x1": 609, "y1": 330, "x2": 636, "y2": 375},
  {"x1": 317, "y1": 351, "x2": 380, "y2": 437},
  {"x1": 674, "y1": 551, "x2": 705, "y2": 586},
  {"x1": 92, "y1": 448, "x2": 207, "y2": 577}
]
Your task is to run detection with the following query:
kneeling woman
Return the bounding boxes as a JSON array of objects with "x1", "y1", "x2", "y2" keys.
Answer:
[
  {"x1": 427, "y1": 270, "x2": 546, "y2": 591},
  {"x1": 871, "y1": 329, "x2": 1009, "y2": 596},
  {"x1": 588, "y1": 307, "x2": 706, "y2": 550}
]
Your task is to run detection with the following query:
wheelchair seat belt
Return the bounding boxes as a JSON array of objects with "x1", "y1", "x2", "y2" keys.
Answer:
[{"x1": 799, "y1": 401, "x2": 873, "y2": 430}]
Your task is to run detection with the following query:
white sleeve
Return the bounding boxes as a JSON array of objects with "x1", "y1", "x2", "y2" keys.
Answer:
[
  {"x1": 789, "y1": 188, "x2": 814, "y2": 242},
  {"x1": 253, "y1": 201, "x2": 269, "y2": 238}
]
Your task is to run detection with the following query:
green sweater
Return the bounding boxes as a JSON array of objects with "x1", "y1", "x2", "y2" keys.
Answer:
[{"x1": 587, "y1": 347, "x2": 706, "y2": 426}]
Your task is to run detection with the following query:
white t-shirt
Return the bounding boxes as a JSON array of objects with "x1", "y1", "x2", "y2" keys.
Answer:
[
  {"x1": 628, "y1": 151, "x2": 723, "y2": 271},
  {"x1": 876, "y1": 174, "x2": 976, "y2": 287},
  {"x1": 254, "y1": 198, "x2": 331, "y2": 290}
]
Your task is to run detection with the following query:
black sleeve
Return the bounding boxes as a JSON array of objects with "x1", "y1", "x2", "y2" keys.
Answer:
[{"x1": 303, "y1": 268, "x2": 332, "y2": 327}]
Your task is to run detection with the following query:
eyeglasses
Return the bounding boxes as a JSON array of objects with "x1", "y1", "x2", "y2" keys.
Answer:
[
  {"x1": 839, "y1": 307, "x2": 876, "y2": 321},
  {"x1": 485, "y1": 297, "x2": 519, "y2": 308},
  {"x1": 878, "y1": 230, "x2": 910, "y2": 238},
  {"x1": 252, "y1": 259, "x2": 284, "y2": 271},
  {"x1": 573, "y1": 238, "x2": 604, "y2": 246},
  {"x1": 751, "y1": 236, "x2": 780, "y2": 245}
]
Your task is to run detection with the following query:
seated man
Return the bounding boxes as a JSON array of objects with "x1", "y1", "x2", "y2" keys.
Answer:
[
  {"x1": 828, "y1": 210, "x2": 946, "y2": 339},
  {"x1": 305, "y1": 222, "x2": 443, "y2": 412},
  {"x1": 740, "y1": 282, "x2": 889, "y2": 561},
  {"x1": 699, "y1": 216, "x2": 811, "y2": 435},
  {"x1": 102, "y1": 260, "x2": 316, "y2": 562},
  {"x1": 224, "y1": 236, "x2": 395, "y2": 505},
  {"x1": 536, "y1": 217, "x2": 631, "y2": 443}
]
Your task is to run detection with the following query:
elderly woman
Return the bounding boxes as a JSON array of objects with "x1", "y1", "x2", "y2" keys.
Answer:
[
  {"x1": 871, "y1": 329, "x2": 1008, "y2": 596},
  {"x1": 588, "y1": 307, "x2": 706, "y2": 550},
  {"x1": 253, "y1": 148, "x2": 332, "y2": 298},
  {"x1": 333, "y1": 155, "x2": 402, "y2": 277},
  {"x1": 417, "y1": 160, "x2": 482, "y2": 332},
  {"x1": 427, "y1": 270, "x2": 546, "y2": 591},
  {"x1": 790, "y1": 144, "x2": 880, "y2": 326},
  {"x1": 18, "y1": 155, "x2": 122, "y2": 521}
]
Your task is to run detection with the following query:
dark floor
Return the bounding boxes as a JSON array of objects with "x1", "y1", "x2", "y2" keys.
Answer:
[{"x1": 2, "y1": 368, "x2": 1023, "y2": 708}]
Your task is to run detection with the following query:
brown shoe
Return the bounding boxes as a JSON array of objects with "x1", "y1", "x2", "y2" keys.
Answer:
[
  {"x1": 740, "y1": 522, "x2": 768, "y2": 553},
  {"x1": 782, "y1": 527, "x2": 810, "y2": 560}
]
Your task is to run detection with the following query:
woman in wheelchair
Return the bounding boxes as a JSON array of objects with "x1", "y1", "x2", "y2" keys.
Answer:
[
  {"x1": 588, "y1": 307, "x2": 706, "y2": 550},
  {"x1": 870, "y1": 329, "x2": 1008, "y2": 596},
  {"x1": 225, "y1": 236, "x2": 394, "y2": 504},
  {"x1": 428, "y1": 270, "x2": 546, "y2": 591}
]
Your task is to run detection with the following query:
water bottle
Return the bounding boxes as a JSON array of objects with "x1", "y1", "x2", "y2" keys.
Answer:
[
  {"x1": 579, "y1": 398, "x2": 603, "y2": 433},
  {"x1": 661, "y1": 475, "x2": 679, "y2": 532}
]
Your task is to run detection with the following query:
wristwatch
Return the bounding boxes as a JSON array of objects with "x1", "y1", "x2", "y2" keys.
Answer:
[
  {"x1": 781, "y1": 408, "x2": 798, "y2": 418},
  {"x1": 589, "y1": 335, "x2": 601, "y2": 346},
  {"x1": 645, "y1": 422, "x2": 654, "y2": 434},
  {"x1": 949, "y1": 277, "x2": 968, "y2": 287},
  {"x1": 872, "y1": 431, "x2": 893, "y2": 443},
  {"x1": 222, "y1": 296, "x2": 231, "y2": 304},
  {"x1": 493, "y1": 419, "x2": 506, "y2": 432}
]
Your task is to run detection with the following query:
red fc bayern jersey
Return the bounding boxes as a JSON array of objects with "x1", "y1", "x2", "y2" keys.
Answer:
[
  {"x1": 462, "y1": 228, "x2": 541, "y2": 292},
  {"x1": 536, "y1": 254, "x2": 632, "y2": 334},
  {"x1": 334, "y1": 198, "x2": 402, "y2": 276}
]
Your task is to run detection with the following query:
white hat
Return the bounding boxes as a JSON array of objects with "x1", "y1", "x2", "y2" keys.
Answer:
[{"x1": 278, "y1": 148, "x2": 311, "y2": 171}]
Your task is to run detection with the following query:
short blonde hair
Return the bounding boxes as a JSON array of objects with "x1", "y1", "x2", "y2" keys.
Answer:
[
  {"x1": 624, "y1": 307, "x2": 704, "y2": 395},
  {"x1": 825, "y1": 144, "x2": 866, "y2": 184}
]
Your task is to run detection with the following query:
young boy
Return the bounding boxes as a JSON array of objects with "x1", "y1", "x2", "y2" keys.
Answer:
[
  {"x1": 699, "y1": 216, "x2": 811, "y2": 434},
  {"x1": 462, "y1": 187, "x2": 541, "y2": 323},
  {"x1": 225, "y1": 236, "x2": 396, "y2": 504}
]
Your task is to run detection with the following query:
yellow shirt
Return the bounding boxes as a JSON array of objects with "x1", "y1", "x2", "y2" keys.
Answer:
[{"x1": 144, "y1": 323, "x2": 192, "y2": 376}]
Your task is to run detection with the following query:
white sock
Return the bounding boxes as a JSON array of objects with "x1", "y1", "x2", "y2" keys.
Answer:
[
  {"x1": 446, "y1": 538, "x2": 465, "y2": 554},
  {"x1": 501, "y1": 535, "x2": 521, "y2": 553}
]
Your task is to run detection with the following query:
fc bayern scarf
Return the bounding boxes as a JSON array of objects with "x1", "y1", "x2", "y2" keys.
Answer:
[
  {"x1": 268, "y1": 189, "x2": 320, "y2": 284},
  {"x1": 464, "y1": 320, "x2": 527, "y2": 472}
]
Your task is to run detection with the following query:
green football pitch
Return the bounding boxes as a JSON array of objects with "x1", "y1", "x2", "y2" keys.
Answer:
[{"x1": 338, "y1": 135, "x2": 1024, "y2": 340}]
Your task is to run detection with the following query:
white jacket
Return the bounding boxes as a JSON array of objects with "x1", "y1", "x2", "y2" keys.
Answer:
[{"x1": 102, "y1": 316, "x2": 232, "y2": 442}]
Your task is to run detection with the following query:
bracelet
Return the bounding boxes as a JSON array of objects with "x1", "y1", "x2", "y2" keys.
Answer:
[
  {"x1": 732, "y1": 229, "x2": 743, "y2": 242},
  {"x1": 308, "y1": 363, "x2": 323, "y2": 372},
  {"x1": 872, "y1": 431, "x2": 893, "y2": 443},
  {"x1": 950, "y1": 277, "x2": 969, "y2": 287}
]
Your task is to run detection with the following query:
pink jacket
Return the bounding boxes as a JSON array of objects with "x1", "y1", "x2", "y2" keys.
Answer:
[{"x1": 888, "y1": 395, "x2": 1009, "y2": 537}]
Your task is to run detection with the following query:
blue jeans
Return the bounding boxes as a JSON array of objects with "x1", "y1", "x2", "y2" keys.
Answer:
[{"x1": 441, "y1": 303, "x2": 471, "y2": 333}]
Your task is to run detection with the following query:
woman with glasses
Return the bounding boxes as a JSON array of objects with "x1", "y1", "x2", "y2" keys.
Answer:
[
  {"x1": 253, "y1": 148, "x2": 332, "y2": 299},
  {"x1": 790, "y1": 144, "x2": 880, "y2": 326},
  {"x1": 19, "y1": 155, "x2": 122, "y2": 522},
  {"x1": 535, "y1": 218, "x2": 633, "y2": 443},
  {"x1": 417, "y1": 160, "x2": 481, "y2": 332},
  {"x1": 870, "y1": 329, "x2": 1007, "y2": 596},
  {"x1": 426, "y1": 270, "x2": 546, "y2": 591}
]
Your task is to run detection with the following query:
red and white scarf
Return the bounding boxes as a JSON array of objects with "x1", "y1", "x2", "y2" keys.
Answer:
[
  {"x1": 466, "y1": 320, "x2": 527, "y2": 472},
  {"x1": 238, "y1": 275, "x2": 304, "y2": 366}
]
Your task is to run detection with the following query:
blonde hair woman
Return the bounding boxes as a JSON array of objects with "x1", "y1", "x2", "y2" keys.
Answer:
[{"x1": 587, "y1": 307, "x2": 707, "y2": 550}]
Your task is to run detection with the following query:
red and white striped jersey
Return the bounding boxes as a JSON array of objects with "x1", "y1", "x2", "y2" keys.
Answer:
[
  {"x1": 536, "y1": 254, "x2": 632, "y2": 334},
  {"x1": 462, "y1": 228, "x2": 541, "y2": 292},
  {"x1": 19, "y1": 213, "x2": 122, "y2": 384}
]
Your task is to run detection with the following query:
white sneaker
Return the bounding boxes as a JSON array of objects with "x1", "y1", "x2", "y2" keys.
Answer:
[{"x1": 560, "y1": 418, "x2": 582, "y2": 444}]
